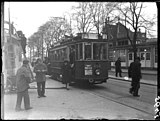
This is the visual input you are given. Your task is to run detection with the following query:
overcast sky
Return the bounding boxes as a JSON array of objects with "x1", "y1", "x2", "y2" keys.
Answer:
[{"x1": 4, "y1": 2, "x2": 157, "y2": 38}]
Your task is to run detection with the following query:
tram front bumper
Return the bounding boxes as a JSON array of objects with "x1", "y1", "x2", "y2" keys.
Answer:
[{"x1": 89, "y1": 78, "x2": 108, "y2": 84}]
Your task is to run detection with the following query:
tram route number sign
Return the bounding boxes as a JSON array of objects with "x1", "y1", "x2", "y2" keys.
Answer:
[{"x1": 85, "y1": 64, "x2": 92, "y2": 75}]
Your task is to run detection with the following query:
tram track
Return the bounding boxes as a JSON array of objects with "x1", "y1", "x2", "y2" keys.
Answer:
[
  {"x1": 108, "y1": 78, "x2": 156, "y2": 95},
  {"x1": 70, "y1": 78, "x2": 156, "y2": 118},
  {"x1": 82, "y1": 88, "x2": 154, "y2": 117},
  {"x1": 35, "y1": 76, "x2": 156, "y2": 118}
]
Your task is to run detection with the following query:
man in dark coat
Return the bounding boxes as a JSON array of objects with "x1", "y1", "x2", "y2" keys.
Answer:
[
  {"x1": 115, "y1": 57, "x2": 122, "y2": 77},
  {"x1": 129, "y1": 57, "x2": 142, "y2": 97},
  {"x1": 15, "y1": 59, "x2": 33, "y2": 111},
  {"x1": 61, "y1": 60, "x2": 71, "y2": 90},
  {"x1": 33, "y1": 58, "x2": 47, "y2": 98}
]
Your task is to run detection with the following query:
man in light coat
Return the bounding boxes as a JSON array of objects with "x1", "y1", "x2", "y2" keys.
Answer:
[{"x1": 33, "y1": 58, "x2": 47, "y2": 98}]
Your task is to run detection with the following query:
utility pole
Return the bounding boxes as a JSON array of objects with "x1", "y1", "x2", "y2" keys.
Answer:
[
  {"x1": 106, "y1": 17, "x2": 110, "y2": 60},
  {"x1": 42, "y1": 33, "x2": 44, "y2": 61}
]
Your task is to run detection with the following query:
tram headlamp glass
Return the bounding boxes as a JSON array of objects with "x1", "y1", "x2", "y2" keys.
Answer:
[{"x1": 95, "y1": 69, "x2": 100, "y2": 75}]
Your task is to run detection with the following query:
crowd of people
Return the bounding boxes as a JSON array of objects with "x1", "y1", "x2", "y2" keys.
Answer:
[
  {"x1": 15, "y1": 53, "x2": 142, "y2": 112},
  {"x1": 15, "y1": 48, "x2": 75, "y2": 111}
]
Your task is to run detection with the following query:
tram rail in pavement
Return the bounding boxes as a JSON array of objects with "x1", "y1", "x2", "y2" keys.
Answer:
[{"x1": 108, "y1": 75, "x2": 157, "y2": 86}]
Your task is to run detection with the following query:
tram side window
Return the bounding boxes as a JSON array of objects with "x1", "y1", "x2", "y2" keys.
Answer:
[
  {"x1": 63, "y1": 48, "x2": 67, "y2": 60},
  {"x1": 55, "y1": 51, "x2": 58, "y2": 61},
  {"x1": 75, "y1": 43, "x2": 83, "y2": 60},
  {"x1": 102, "y1": 44, "x2": 107, "y2": 60},
  {"x1": 79, "y1": 43, "x2": 83, "y2": 60},
  {"x1": 93, "y1": 43, "x2": 100, "y2": 60},
  {"x1": 69, "y1": 45, "x2": 76, "y2": 64},
  {"x1": 48, "y1": 51, "x2": 52, "y2": 61},
  {"x1": 93, "y1": 43, "x2": 107, "y2": 60},
  {"x1": 57, "y1": 50, "x2": 60, "y2": 60},
  {"x1": 59, "y1": 49, "x2": 62, "y2": 61},
  {"x1": 76, "y1": 44, "x2": 78, "y2": 60},
  {"x1": 85, "y1": 43, "x2": 91, "y2": 60}
]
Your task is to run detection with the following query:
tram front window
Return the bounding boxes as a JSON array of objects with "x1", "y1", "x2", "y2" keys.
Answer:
[
  {"x1": 93, "y1": 43, "x2": 107, "y2": 60},
  {"x1": 85, "y1": 43, "x2": 91, "y2": 60}
]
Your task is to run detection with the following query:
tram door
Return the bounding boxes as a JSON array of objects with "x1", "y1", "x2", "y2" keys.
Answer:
[
  {"x1": 140, "y1": 52, "x2": 151, "y2": 67},
  {"x1": 128, "y1": 53, "x2": 134, "y2": 66}
]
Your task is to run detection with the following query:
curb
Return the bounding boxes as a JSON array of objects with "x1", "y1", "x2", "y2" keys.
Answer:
[
  {"x1": 109, "y1": 70, "x2": 157, "y2": 76},
  {"x1": 108, "y1": 76, "x2": 157, "y2": 86}
]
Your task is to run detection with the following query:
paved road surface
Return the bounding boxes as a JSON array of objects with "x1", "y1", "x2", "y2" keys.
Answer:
[{"x1": 2, "y1": 77, "x2": 157, "y2": 120}]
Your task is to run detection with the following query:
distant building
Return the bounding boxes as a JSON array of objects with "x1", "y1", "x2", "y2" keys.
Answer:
[
  {"x1": 102, "y1": 22, "x2": 157, "y2": 69},
  {"x1": 2, "y1": 21, "x2": 23, "y2": 89}
]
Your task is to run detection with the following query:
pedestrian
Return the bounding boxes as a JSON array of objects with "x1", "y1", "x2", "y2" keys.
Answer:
[
  {"x1": 61, "y1": 60, "x2": 71, "y2": 90},
  {"x1": 115, "y1": 57, "x2": 122, "y2": 77},
  {"x1": 129, "y1": 57, "x2": 142, "y2": 97},
  {"x1": 15, "y1": 59, "x2": 33, "y2": 111},
  {"x1": 33, "y1": 58, "x2": 47, "y2": 98},
  {"x1": 69, "y1": 48, "x2": 75, "y2": 84}
]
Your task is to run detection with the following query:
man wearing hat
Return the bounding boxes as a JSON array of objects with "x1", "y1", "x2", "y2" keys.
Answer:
[
  {"x1": 129, "y1": 57, "x2": 142, "y2": 97},
  {"x1": 15, "y1": 59, "x2": 33, "y2": 111},
  {"x1": 33, "y1": 58, "x2": 47, "y2": 98}
]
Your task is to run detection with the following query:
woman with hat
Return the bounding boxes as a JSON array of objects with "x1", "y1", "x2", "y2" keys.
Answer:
[{"x1": 61, "y1": 60, "x2": 71, "y2": 90}]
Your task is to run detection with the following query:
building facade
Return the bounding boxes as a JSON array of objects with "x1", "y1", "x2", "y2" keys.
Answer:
[
  {"x1": 103, "y1": 22, "x2": 157, "y2": 69},
  {"x1": 2, "y1": 21, "x2": 23, "y2": 89}
]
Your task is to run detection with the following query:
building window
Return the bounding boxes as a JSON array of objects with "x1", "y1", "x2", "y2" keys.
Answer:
[
  {"x1": 119, "y1": 49, "x2": 126, "y2": 62},
  {"x1": 140, "y1": 47, "x2": 151, "y2": 52},
  {"x1": 109, "y1": 42, "x2": 113, "y2": 47},
  {"x1": 140, "y1": 53, "x2": 145, "y2": 60},
  {"x1": 19, "y1": 52, "x2": 22, "y2": 62},
  {"x1": 155, "y1": 47, "x2": 157, "y2": 63},
  {"x1": 7, "y1": 45, "x2": 15, "y2": 69},
  {"x1": 129, "y1": 53, "x2": 133, "y2": 60},
  {"x1": 146, "y1": 53, "x2": 150, "y2": 60},
  {"x1": 125, "y1": 40, "x2": 128, "y2": 45}
]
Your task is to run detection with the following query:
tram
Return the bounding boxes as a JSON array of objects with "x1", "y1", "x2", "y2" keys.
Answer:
[{"x1": 48, "y1": 33, "x2": 111, "y2": 84}]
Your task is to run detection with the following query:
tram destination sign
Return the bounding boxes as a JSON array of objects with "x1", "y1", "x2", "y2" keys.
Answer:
[{"x1": 84, "y1": 64, "x2": 93, "y2": 75}]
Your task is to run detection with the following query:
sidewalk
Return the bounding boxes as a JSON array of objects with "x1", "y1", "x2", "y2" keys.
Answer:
[
  {"x1": 108, "y1": 75, "x2": 157, "y2": 86},
  {"x1": 2, "y1": 77, "x2": 154, "y2": 120},
  {"x1": 109, "y1": 68, "x2": 157, "y2": 86},
  {"x1": 109, "y1": 68, "x2": 157, "y2": 75}
]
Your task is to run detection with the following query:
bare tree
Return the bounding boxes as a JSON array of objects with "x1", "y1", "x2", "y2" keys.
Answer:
[
  {"x1": 116, "y1": 2, "x2": 156, "y2": 60},
  {"x1": 71, "y1": 2, "x2": 94, "y2": 33},
  {"x1": 28, "y1": 31, "x2": 42, "y2": 58},
  {"x1": 88, "y1": 2, "x2": 119, "y2": 38},
  {"x1": 48, "y1": 17, "x2": 71, "y2": 42}
]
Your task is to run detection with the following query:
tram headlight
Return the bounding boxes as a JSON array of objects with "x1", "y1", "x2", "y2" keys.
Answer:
[{"x1": 95, "y1": 69, "x2": 100, "y2": 75}]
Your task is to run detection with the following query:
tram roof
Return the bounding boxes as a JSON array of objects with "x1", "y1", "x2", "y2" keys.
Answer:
[{"x1": 50, "y1": 38, "x2": 108, "y2": 49}]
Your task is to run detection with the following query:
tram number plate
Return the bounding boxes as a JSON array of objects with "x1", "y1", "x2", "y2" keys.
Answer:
[{"x1": 85, "y1": 65, "x2": 92, "y2": 75}]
